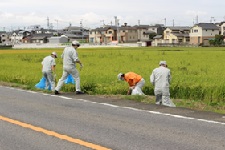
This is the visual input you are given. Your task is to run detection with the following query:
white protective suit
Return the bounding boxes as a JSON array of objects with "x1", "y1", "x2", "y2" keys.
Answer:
[
  {"x1": 150, "y1": 66, "x2": 175, "y2": 107},
  {"x1": 55, "y1": 46, "x2": 81, "y2": 92},
  {"x1": 42, "y1": 55, "x2": 56, "y2": 91}
]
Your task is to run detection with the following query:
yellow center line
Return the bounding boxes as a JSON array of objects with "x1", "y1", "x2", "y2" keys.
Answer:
[{"x1": 0, "y1": 115, "x2": 111, "y2": 150}]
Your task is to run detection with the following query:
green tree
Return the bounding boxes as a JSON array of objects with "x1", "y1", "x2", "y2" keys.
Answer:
[{"x1": 214, "y1": 35, "x2": 224, "y2": 46}]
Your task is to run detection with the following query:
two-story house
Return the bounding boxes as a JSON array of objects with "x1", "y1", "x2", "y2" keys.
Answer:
[
  {"x1": 0, "y1": 31, "x2": 9, "y2": 44},
  {"x1": 133, "y1": 25, "x2": 150, "y2": 42},
  {"x1": 119, "y1": 23, "x2": 138, "y2": 43},
  {"x1": 163, "y1": 26, "x2": 190, "y2": 44},
  {"x1": 189, "y1": 23, "x2": 219, "y2": 46},
  {"x1": 62, "y1": 26, "x2": 89, "y2": 42},
  {"x1": 217, "y1": 22, "x2": 225, "y2": 38},
  {"x1": 30, "y1": 28, "x2": 56, "y2": 43},
  {"x1": 89, "y1": 26, "x2": 118, "y2": 44}
]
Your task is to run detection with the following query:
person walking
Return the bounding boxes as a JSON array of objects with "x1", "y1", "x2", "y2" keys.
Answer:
[
  {"x1": 117, "y1": 72, "x2": 145, "y2": 95},
  {"x1": 41, "y1": 52, "x2": 57, "y2": 91},
  {"x1": 55, "y1": 40, "x2": 84, "y2": 95},
  {"x1": 150, "y1": 61, "x2": 175, "y2": 107}
]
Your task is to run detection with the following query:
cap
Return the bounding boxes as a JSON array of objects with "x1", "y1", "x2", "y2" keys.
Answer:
[
  {"x1": 51, "y1": 52, "x2": 57, "y2": 58},
  {"x1": 72, "y1": 40, "x2": 80, "y2": 47},
  {"x1": 159, "y1": 61, "x2": 166, "y2": 65},
  {"x1": 117, "y1": 73, "x2": 123, "y2": 80}
]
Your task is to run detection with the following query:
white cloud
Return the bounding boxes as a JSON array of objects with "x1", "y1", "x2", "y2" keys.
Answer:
[{"x1": 0, "y1": 0, "x2": 225, "y2": 31}]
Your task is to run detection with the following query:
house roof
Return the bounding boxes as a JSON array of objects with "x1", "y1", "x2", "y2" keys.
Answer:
[
  {"x1": 194, "y1": 23, "x2": 219, "y2": 30},
  {"x1": 171, "y1": 32, "x2": 189, "y2": 37},
  {"x1": 153, "y1": 35, "x2": 162, "y2": 39},
  {"x1": 133, "y1": 25, "x2": 150, "y2": 29},
  {"x1": 31, "y1": 36, "x2": 47, "y2": 40},
  {"x1": 120, "y1": 26, "x2": 137, "y2": 30},
  {"x1": 91, "y1": 26, "x2": 117, "y2": 31},
  {"x1": 166, "y1": 26, "x2": 191, "y2": 31},
  {"x1": 144, "y1": 30, "x2": 156, "y2": 35}
]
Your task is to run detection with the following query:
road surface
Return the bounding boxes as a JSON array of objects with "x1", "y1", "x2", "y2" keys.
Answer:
[{"x1": 0, "y1": 85, "x2": 225, "y2": 150}]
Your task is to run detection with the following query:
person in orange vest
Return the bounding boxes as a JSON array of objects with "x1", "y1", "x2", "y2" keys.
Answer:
[{"x1": 117, "y1": 72, "x2": 145, "y2": 95}]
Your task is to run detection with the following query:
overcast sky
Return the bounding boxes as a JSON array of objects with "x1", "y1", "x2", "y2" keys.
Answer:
[{"x1": 0, "y1": 0, "x2": 225, "y2": 31}]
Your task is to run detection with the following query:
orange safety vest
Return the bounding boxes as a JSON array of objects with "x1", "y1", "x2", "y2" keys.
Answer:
[{"x1": 124, "y1": 72, "x2": 142, "y2": 87}]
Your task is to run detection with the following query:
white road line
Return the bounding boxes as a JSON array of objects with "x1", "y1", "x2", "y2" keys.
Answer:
[
  {"x1": 124, "y1": 107, "x2": 144, "y2": 111},
  {"x1": 3, "y1": 86, "x2": 225, "y2": 126},
  {"x1": 100, "y1": 103, "x2": 119, "y2": 108},
  {"x1": 58, "y1": 96, "x2": 72, "y2": 100},
  {"x1": 27, "y1": 91, "x2": 37, "y2": 94}
]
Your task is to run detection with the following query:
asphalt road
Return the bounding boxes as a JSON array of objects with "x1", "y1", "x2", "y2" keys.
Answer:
[{"x1": 0, "y1": 85, "x2": 225, "y2": 150}]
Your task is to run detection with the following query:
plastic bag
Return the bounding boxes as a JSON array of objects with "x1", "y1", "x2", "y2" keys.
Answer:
[
  {"x1": 131, "y1": 87, "x2": 145, "y2": 95},
  {"x1": 64, "y1": 74, "x2": 75, "y2": 84},
  {"x1": 35, "y1": 77, "x2": 47, "y2": 89}
]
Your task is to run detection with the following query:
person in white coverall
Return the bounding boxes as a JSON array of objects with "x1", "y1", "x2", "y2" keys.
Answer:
[
  {"x1": 55, "y1": 40, "x2": 84, "y2": 95},
  {"x1": 42, "y1": 52, "x2": 57, "y2": 91},
  {"x1": 150, "y1": 61, "x2": 175, "y2": 107}
]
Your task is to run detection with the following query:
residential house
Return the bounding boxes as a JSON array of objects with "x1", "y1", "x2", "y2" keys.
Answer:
[
  {"x1": 189, "y1": 23, "x2": 219, "y2": 46},
  {"x1": 119, "y1": 23, "x2": 138, "y2": 43},
  {"x1": 62, "y1": 26, "x2": 89, "y2": 42},
  {"x1": 0, "y1": 31, "x2": 10, "y2": 44},
  {"x1": 9, "y1": 30, "x2": 25, "y2": 44},
  {"x1": 30, "y1": 28, "x2": 56, "y2": 43},
  {"x1": 152, "y1": 35, "x2": 163, "y2": 46},
  {"x1": 143, "y1": 24, "x2": 165, "y2": 46},
  {"x1": 163, "y1": 26, "x2": 190, "y2": 44},
  {"x1": 133, "y1": 25, "x2": 150, "y2": 42},
  {"x1": 217, "y1": 22, "x2": 225, "y2": 38},
  {"x1": 48, "y1": 35, "x2": 69, "y2": 43},
  {"x1": 89, "y1": 26, "x2": 118, "y2": 44}
]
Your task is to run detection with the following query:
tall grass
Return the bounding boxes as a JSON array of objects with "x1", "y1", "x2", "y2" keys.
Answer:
[{"x1": 1, "y1": 47, "x2": 225, "y2": 107}]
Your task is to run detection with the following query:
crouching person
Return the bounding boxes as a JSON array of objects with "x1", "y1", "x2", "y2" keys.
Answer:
[
  {"x1": 150, "y1": 61, "x2": 175, "y2": 107},
  {"x1": 117, "y1": 72, "x2": 145, "y2": 95}
]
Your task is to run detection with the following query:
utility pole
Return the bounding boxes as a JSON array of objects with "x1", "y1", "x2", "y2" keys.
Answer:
[
  {"x1": 114, "y1": 16, "x2": 120, "y2": 43},
  {"x1": 47, "y1": 17, "x2": 49, "y2": 29},
  {"x1": 210, "y1": 17, "x2": 215, "y2": 23},
  {"x1": 55, "y1": 19, "x2": 58, "y2": 35},
  {"x1": 100, "y1": 20, "x2": 105, "y2": 27},
  {"x1": 196, "y1": 15, "x2": 198, "y2": 24},
  {"x1": 164, "y1": 18, "x2": 166, "y2": 27},
  {"x1": 80, "y1": 20, "x2": 83, "y2": 42}
]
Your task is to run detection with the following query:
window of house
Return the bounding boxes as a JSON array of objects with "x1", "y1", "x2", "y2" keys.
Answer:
[
  {"x1": 108, "y1": 31, "x2": 112, "y2": 34},
  {"x1": 194, "y1": 30, "x2": 198, "y2": 33},
  {"x1": 186, "y1": 37, "x2": 190, "y2": 42}
]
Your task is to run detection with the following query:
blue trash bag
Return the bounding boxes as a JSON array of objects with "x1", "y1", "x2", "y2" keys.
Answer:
[
  {"x1": 35, "y1": 77, "x2": 46, "y2": 89},
  {"x1": 64, "y1": 74, "x2": 75, "y2": 84},
  {"x1": 35, "y1": 77, "x2": 51, "y2": 90}
]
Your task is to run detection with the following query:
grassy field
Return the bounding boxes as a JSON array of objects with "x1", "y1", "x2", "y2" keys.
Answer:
[{"x1": 0, "y1": 46, "x2": 225, "y2": 113}]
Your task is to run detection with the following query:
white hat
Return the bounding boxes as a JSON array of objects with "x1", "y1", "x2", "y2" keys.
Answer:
[
  {"x1": 51, "y1": 52, "x2": 57, "y2": 58},
  {"x1": 117, "y1": 73, "x2": 123, "y2": 80},
  {"x1": 159, "y1": 61, "x2": 166, "y2": 65},
  {"x1": 72, "y1": 40, "x2": 80, "y2": 47}
]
